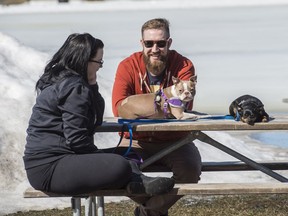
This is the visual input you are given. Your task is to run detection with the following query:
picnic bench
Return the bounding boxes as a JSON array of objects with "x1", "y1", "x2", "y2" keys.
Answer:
[{"x1": 24, "y1": 115, "x2": 288, "y2": 216}]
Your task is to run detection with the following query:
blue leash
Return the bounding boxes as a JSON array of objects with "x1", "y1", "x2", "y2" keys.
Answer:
[
  {"x1": 200, "y1": 115, "x2": 235, "y2": 120},
  {"x1": 116, "y1": 115, "x2": 236, "y2": 157},
  {"x1": 235, "y1": 111, "x2": 241, "y2": 121},
  {"x1": 123, "y1": 123, "x2": 133, "y2": 157},
  {"x1": 112, "y1": 120, "x2": 133, "y2": 157},
  {"x1": 118, "y1": 115, "x2": 235, "y2": 123}
]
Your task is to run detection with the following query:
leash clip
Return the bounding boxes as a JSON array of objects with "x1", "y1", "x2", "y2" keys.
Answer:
[{"x1": 235, "y1": 111, "x2": 241, "y2": 121}]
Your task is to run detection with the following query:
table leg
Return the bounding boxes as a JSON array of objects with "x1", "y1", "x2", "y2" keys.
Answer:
[
  {"x1": 96, "y1": 196, "x2": 105, "y2": 216},
  {"x1": 71, "y1": 197, "x2": 81, "y2": 216},
  {"x1": 140, "y1": 133, "x2": 197, "y2": 170},
  {"x1": 195, "y1": 131, "x2": 288, "y2": 182}
]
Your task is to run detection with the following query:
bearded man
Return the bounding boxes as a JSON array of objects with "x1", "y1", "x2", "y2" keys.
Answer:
[{"x1": 112, "y1": 18, "x2": 202, "y2": 216}]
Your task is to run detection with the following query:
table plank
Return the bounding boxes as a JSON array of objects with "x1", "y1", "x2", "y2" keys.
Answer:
[
  {"x1": 24, "y1": 183, "x2": 288, "y2": 198},
  {"x1": 96, "y1": 115, "x2": 288, "y2": 132}
]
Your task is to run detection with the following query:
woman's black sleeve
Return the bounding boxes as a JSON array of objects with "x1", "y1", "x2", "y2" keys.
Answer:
[{"x1": 90, "y1": 83, "x2": 105, "y2": 128}]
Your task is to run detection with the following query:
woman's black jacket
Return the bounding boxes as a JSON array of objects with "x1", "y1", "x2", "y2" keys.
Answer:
[{"x1": 23, "y1": 75, "x2": 105, "y2": 169}]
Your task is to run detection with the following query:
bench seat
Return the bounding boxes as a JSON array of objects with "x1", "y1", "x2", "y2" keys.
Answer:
[
  {"x1": 23, "y1": 161, "x2": 288, "y2": 216},
  {"x1": 24, "y1": 182, "x2": 288, "y2": 198},
  {"x1": 143, "y1": 161, "x2": 288, "y2": 172}
]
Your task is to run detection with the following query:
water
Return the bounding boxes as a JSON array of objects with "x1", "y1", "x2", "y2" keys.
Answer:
[
  {"x1": 0, "y1": 1, "x2": 288, "y2": 215},
  {"x1": 251, "y1": 132, "x2": 288, "y2": 148}
]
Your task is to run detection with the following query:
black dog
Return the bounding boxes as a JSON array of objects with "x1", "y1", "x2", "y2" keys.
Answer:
[{"x1": 229, "y1": 95, "x2": 269, "y2": 125}]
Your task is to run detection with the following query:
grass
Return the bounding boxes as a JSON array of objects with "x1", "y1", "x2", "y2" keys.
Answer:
[{"x1": 5, "y1": 194, "x2": 288, "y2": 216}]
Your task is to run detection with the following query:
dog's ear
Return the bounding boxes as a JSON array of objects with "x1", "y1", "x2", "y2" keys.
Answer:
[
  {"x1": 172, "y1": 76, "x2": 180, "y2": 84},
  {"x1": 190, "y1": 75, "x2": 197, "y2": 83}
]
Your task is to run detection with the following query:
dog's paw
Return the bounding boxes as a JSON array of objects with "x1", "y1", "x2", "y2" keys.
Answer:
[
  {"x1": 197, "y1": 115, "x2": 212, "y2": 119},
  {"x1": 262, "y1": 116, "x2": 269, "y2": 122},
  {"x1": 180, "y1": 112, "x2": 201, "y2": 120}
]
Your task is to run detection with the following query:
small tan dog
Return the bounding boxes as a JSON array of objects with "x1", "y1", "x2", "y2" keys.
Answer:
[{"x1": 118, "y1": 76, "x2": 199, "y2": 120}]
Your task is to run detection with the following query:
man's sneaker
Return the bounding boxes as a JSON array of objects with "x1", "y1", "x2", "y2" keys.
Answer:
[
  {"x1": 134, "y1": 206, "x2": 168, "y2": 216},
  {"x1": 126, "y1": 175, "x2": 175, "y2": 196},
  {"x1": 134, "y1": 206, "x2": 140, "y2": 216}
]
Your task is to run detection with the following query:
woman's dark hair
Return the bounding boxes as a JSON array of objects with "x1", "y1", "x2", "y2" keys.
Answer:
[{"x1": 36, "y1": 33, "x2": 104, "y2": 91}]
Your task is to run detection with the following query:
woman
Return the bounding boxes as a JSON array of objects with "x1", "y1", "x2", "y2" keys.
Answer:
[{"x1": 23, "y1": 33, "x2": 174, "y2": 196}]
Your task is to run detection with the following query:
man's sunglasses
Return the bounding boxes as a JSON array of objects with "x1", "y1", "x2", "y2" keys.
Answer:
[{"x1": 143, "y1": 39, "x2": 168, "y2": 48}]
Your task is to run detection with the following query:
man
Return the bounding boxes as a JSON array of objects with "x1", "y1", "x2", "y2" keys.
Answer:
[{"x1": 112, "y1": 18, "x2": 202, "y2": 216}]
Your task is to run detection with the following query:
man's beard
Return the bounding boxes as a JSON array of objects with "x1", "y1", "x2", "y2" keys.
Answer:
[{"x1": 143, "y1": 53, "x2": 167, "y2": 76}]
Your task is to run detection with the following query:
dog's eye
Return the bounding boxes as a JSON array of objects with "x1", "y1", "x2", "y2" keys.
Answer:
[
  {"x1": 237, "y1": 108, "x2": 243, "y2": 114},
  {"x1": 244, "y1": 113, "x2": 250, "y2": 117}
]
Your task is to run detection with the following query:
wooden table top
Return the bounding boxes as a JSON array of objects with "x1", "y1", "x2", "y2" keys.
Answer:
[{"x1": 96, "y1": 115, "x2": 288, "y2": 132}]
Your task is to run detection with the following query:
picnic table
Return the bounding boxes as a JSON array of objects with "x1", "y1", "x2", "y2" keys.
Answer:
[{"x1": 24, "y1": 114, "x2": 288, "y2": 216}]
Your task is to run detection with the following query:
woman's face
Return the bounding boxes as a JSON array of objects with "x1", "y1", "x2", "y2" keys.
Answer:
[{"x1": 87, "y1": 48, "x2": 104, "y2": 85}]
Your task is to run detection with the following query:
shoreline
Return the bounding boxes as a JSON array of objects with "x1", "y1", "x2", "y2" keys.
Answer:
[{"x1": 2, "y1": 0, "x2": 288, "y2": 15}]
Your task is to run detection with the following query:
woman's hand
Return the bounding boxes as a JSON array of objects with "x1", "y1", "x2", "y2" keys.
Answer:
[
  {"x1": 87, "y1": 71, "x2": 97, "y2": 85},
  {"x1": 87, "y1": 48, "x2": 103, "y2": 85}
]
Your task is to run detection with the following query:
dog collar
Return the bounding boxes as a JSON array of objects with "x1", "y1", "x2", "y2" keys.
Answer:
[
  {"x1": 160, "y1": 90, "x2": 170, "y2": 118},
  {"x1": 154, "y1": 90, "x2": 185, "y2": 118},
  {"x1": 154, "y1": 89, "x2": 187, "y2": 118},
  {"x1": 235, "y1": 110, "x2": 241, "y2": 121},
  {"x1": 153, "y1": 89, "x2": 170, "y2": 118},
  {"x1": 168, "y1": 97, "x2": 185, "y2": 108}
]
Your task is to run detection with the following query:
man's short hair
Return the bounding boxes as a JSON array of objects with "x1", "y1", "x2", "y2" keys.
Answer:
[{"x1": 141, "y1": 18, "x2": 170, "y2": 38}]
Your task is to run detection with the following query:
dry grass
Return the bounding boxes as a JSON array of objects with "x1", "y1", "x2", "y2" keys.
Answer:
[{"x1": 5, "y1": 194, "x2": 288, "y2": 216}]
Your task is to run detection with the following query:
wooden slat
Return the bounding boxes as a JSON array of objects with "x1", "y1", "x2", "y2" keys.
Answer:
[
  {"x1": 95, "y1": 121, "x2": 123, "y2": 132},
  {"x1": 132, "y1": 118, "x2": 288, "y2": 131},
  {"x1": 173, "y1": 183, "x2": 288, "y2": 195},
  {"x1": 202, "y1": 161, "x2": 288, "y2": 171},
  {"x1": 142, "y1": 161, "x2": 288, "y2": 172},
  {"x1": 96, "y1": 116, "x2": 288, "y2": 132},
  {"x1": 24, "y1": 183, "x2": 288, "y2": 198}
]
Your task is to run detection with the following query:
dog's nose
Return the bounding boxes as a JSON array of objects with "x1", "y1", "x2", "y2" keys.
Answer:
[{"x1": 185, "y1": 91, "x2": 190, "y2": 96}]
